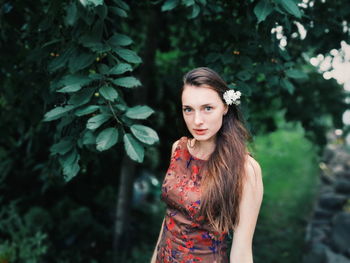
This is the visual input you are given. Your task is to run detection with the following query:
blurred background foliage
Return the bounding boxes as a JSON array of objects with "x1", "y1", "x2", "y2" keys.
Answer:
[{"x1": 0, "y1": 0, "x2": 349, "y2": 262}]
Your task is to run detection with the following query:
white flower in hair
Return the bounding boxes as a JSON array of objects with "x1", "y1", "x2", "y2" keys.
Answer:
[{"x1": 223, "y1": 89, "x2": 241, "y2": 105}]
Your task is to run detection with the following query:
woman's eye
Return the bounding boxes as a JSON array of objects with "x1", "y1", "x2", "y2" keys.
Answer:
[
  {"x1": 183, "y1": 108, "x2": 191, "y2": 112},
  {"x1": 205, "y1": 106, "x2": 212, "y2": 111}
]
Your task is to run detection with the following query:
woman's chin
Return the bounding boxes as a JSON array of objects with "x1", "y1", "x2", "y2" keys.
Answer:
[{"x1": 193, "y1": 134, "x2": 215, "y2": 142}]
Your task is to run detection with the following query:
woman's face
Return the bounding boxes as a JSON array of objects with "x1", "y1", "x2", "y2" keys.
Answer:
[{"x1": 182, "y1": 84, "x2": 228, "y2": 142}]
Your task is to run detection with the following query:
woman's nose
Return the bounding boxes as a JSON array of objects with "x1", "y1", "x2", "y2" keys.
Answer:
[{"x1": 194, "y1": 111, "x2": 203, "y2": 125}]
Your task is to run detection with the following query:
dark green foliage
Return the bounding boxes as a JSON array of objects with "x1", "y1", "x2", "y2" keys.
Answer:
[
  {"x1": 16, "y1": 0, "x2": 160, "y2": 181},
  {"x1": 0, "y1": 203, "x2": 48, "y2": 263}
]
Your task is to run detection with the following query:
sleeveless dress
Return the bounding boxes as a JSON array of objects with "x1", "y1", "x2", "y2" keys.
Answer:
[{"x1": 156, "y1": 136, "x2": 229, "y2": 263}]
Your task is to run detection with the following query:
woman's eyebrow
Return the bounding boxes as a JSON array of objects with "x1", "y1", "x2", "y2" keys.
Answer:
[{"x1": 182, "y1": 103, "x2": 214, "y2": 107}]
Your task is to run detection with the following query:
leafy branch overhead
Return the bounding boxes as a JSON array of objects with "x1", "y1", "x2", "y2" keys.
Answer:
[
  {"x1": 42, "y1": 0, "x2": 159, "y2": 182},
  {"x1": 39, "y1": 0, "x2": 348, "y2": 182},
  {"x1": 254, "y1": 0, "x2": 303, "y2": 23}
]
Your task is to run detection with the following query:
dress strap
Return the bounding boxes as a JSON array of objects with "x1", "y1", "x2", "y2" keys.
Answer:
[{"x1": 181, "y1": 136, "x2": 189, "y2": 150}]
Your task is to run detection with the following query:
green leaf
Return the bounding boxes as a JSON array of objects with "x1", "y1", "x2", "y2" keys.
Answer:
[
  {"x1": 68, "y1": 51, "x2": 96, "y2": 73},
  {"x1": 99, "y1": 85, "x2": 119, "y2": 101},
  {"x1": 42, "y1": 39, "x2": 62, "y2": 48},
  {"x1": 187, "y1": 4, "x2": 200, "y2": 19},
  {"x1": 115, "y1": 0, "x2": 130, "y2": 11},
  {"x1": 50, "y1": 137, "x2": 74, "y2": 155},
  {"x1": 57, "y1": 75, "x2": 92, "y2": 93},
  {"x1": 65, "y1": 2, "x2": 78, "y2": 26},
  {"x1": 89, "y1": 73, "x2": 104, "y2": 81},
  {"x1": 108, "y1": 34, "x2": 133, "y2": 47},
  {"x1": 275, "y1": 0, "x2": 302, "y2": 18},
  {"x1": 237, "y1": 70, "x2": 252, "y2": 81},
  {"x1": 43, "y1": 105, "x2": 75, "y2": 122},
  {"x1": 125, "y1": 105, "x2": 154, "y2": 119},
  {"x1": 115, "y1": 48, "x2": 142, "y2": 64},
  {"x1": 240, "y1": 56, "x2": 254, "y2": 70},
  {"x1": 257, "y1": 73, "x2": 266, "y2": 82},
  {"x1": 58, "y1": 148, "x2": 80, "y2": 182},
  {"x1": 162, "y1": 0, "x2": 179, "y2": 11},
  {"x1": 68, "y1": 87, "x2": 95, "y2": 107},
  {"x1": 183, "y1": 0, "x2": 195, "y2": 7},
  {"x1": 115, "y1": 103, "x2": 127, "y2": 112},
  {"x1": 210, "y1": 4, "x2": 223, "y2": 13},
  {"x1": 57, "y1": 84, "x2": 81, "y2": 93},
  {"x1": 88, "y1": 43, "x2": 111, "y2": 53},
  {"x1": 61, "y1": 74, "x2": 93, "y2": 85},
  {"x1": 110, "y1": 6, "x2": 127, "y2": 17},
  {"x1": 98, "y1": 105, "x2": 111, "y2": 114},
  {"x1": 267, "y1": 76, "x2": 279, "y2": 87},
  {"x1": 234, "y1": 82, "x2": 252, "y2": 96},
  {"x1": 57, "y1": 115, "x2": 75, "y2": 132},
  {"x1": 123, "y1": 133, "x2": 144, "y2": 163},
  {"x1": 96, "y1": 5, "x2": 108, "y2": 19},
  {"x1": 108, "y1": 63, "x2": 132, "y2": 75},
  {"x1": 96, "y1": 127, "x2": 119, "y2": 151},
  {"x1": 112, "y1": 77, "x2": 141, "y2": 88},
  {"x1": 86, "y1": 114, "x2": 112, "y2": 130},
  {"x1": 98, "y1": 64, "x2": 109, "y2": 74},
  {"x1": 254, "y1": 0, "x2": 273, "y2": 23},
  {"x1": 281, "y1": 78, "x2": 295, "y2": 94},
  {"x1": 48, "y1": 46, "x2": 76, "y2": 73},
  {"x1": 74, "y1": 105, "x2": 100, "y2": 116},
  {"x1": 130, "y1": 124, "x2": 159, "y2": 145},
  {"x1": 82, "y1": 130, "x2": 96, "y2": 145},
  {"x1": 77, "y1": 2, "x2": 94, "y2": 24},
  {"x1": 285, "y1": 69, "x2": 308, "y2": 79},
  {"x1": 221, "y1": 53, "x2": 234, "y2": 64},
  {"x1": 82, "y1": 0, "x2": 104, "y2": 7},
  {"x1": 80, "y1": 20, "x2": 104, "y2": 48}
]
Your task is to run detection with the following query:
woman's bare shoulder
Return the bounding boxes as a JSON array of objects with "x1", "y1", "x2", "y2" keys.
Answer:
[
  {"x1": 244, "y1": 154, "x2": 263, "y2": 185},
  {"x1": 245, "y1": 154, "x2": 260, "y2": 169},
  {"x1": 171, "y1": 140, "x2": 180, "y2": 153}
]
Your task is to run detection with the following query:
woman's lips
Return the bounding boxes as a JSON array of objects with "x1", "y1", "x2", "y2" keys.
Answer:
[{"x1": 194, "y1": 129, "x2": 207, "y2": 135}]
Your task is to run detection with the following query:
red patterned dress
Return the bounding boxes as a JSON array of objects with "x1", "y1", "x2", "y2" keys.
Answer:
[{"x1": 156, "y1": 136, "x2": 229, "y2": 263}]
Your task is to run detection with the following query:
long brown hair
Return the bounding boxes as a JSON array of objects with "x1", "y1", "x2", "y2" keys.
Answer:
[{"x1": 182, "y1": 67, "x2": 252, "y2": 233}]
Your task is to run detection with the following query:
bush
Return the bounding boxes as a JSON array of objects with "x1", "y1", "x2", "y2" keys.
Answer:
[
  {"x1": 250, "y1": 120, "x2": 320, "y2": 263},
  {"x1": 0, "y1": 202, "x2": 48, "y2": 263}
]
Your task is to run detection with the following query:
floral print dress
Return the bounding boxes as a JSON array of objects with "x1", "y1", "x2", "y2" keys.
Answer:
[{"x1": 156, "y1": 136, "x2": 229, "y2": 263}]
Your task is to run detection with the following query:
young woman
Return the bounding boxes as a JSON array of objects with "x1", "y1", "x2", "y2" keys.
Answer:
[{"x1": 151, "y1": 67, "x2": 264, "y2": 263}]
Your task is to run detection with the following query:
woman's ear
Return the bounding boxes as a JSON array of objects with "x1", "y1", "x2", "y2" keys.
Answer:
[{"x1": 223, "y1": 105, "x2": 228, "y2": 115}]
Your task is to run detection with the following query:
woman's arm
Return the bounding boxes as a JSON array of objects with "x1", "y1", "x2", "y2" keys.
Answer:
[
  {"x1": 230, "y1": 155, "x2": 264, "y2": 263},
  {"x1": 150, "y1": 217, "x2": 165, "y2": 263}
]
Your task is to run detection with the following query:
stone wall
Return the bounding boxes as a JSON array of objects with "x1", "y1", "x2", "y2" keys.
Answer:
[{"x1": 303, "y1": 141, "x2": 350, "y2": 263}]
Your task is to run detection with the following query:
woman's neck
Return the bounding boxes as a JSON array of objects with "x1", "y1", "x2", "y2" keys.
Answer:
[{"x1": 189, "y1": 136, "x2": 216, "y2": 160}]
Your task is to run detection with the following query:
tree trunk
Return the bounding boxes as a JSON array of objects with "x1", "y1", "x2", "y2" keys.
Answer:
[
  {"x1": 113, "y1": 3, "x2": 162, "y2": 262},
  {"x1": 113, "y1": 155, "x2": 136, "y2": 263}
]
